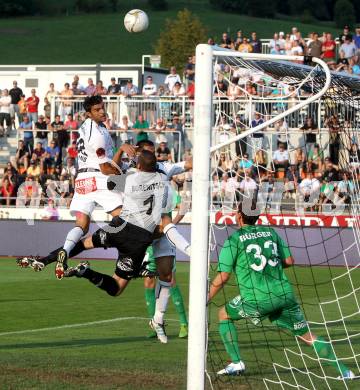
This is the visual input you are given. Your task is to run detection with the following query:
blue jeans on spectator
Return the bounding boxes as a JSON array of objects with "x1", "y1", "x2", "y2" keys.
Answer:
[{"x1": 28, "y1": 112, "x2": 38, "y2": 124}]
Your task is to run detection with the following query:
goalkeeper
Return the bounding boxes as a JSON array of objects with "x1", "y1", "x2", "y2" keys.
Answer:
[{"x1": 208, "y1": 200, "x2": 354, "y2": 379}]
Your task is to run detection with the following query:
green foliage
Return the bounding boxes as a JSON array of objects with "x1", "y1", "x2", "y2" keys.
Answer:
[
  {"x1": 334, "y1": 0, "x2": 356, "y2": 29},
  {"x1": 155, "y1": 8, "x2": 207, "y2": 72},
  {"x1": 148, "y1": 0, "x2": 168, "y2": 11}
]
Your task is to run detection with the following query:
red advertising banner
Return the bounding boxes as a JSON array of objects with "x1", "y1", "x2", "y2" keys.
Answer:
[{"x1": 214, "y1": 212, "x2": 359, "y2": 228}]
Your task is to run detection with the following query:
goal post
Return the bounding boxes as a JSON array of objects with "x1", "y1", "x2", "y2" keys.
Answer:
[{"x1": 187, "y1": 44, "x2": 332, "y2": 390}]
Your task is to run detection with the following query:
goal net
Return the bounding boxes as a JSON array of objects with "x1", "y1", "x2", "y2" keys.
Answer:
[{"x1": 188, "y1": 45, "x2": 360, "y2": 390}]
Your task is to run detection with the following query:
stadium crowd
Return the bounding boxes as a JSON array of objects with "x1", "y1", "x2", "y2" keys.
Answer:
[{"x1": 0, "y1": 24, "x2": 358, "y2": 211}]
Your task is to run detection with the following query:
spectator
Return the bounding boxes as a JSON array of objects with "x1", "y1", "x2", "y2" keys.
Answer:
[
  {"x1": 26, "y1": 159, "x2": 41, "y2": 178},
  {"x1": 43, "y1": 97, "x2": 51, "y2": 118},
  {"x1": 26, "y1": 89, "x2": 39, "y2": 124},
  {"x1": 168, "y1": 115, "x2": 185, "y2": 161},
  {"x1": 322, "y1": 159, "x2": 339, "y2": 182},
  {"x1": 171, "y1": 81, "x2": 185, "y2": 97},
  {"x1": 67, "y1": 141, "x2": 78, "y2": 160},
  {"x1": 221, "y1": 172, "x2": 239, "y2": 206},
  {"x1": 61, "y1": 157, "x2": 76, "y2": 187},
  {"x1": 253, "y1": 149, "x2": 267, "y2": 175},
  {"x1": 298, "y1": 170, "x2": 320, "y2": 207},
  {"x1": 270, "y1": 44, "x2": 284, "y2": 55},
  {"x1": 17, "y1": 94, "x2": 27, "y2": 123},
  {"x1": 51, "y1": 114, "x2": 67, "y2": 160},
  {"x1": 274, "y1": 118, "x2": 288, "y2": 148},
  {"x1": 239, "y1": 172, "x2": 257, "y2": 198},
  {"x1": 13, "y1": 140, "x2": 29, "y2": 170},
  {"x1": 71, "y1": 81, "x2": 83, "y2": 96},
  {"x1": 308, "y1": 32, "x2": 322, "y2": 58},
  {"x1": 164, "y1": 66, "x2": 182, "y2": 92},
  {"x1": 339, "y1": 25, "x2": 352, "y2": 44},
  {"x1": 290, "y1": 27, "x2": 298, "y2": 41},
  {"x1": 72, "y1": 75, "x2": 85, "y2": 92},
  {"x1": 43, "y1": 140, "x2": 60, "y2": 172},
  {"x1": 234, "y1": 30, "x2": 243, "y2": 49},
  {"x1": 184, "y1": 56, "x2": 195, "y2": 87},
  {"x1": 34, "y1": 115, "x2": 48, "y2": 147},
  {"x1": 307, "y1": 143, "x2": 323, "y2": 172},
  {"x1": 106, "y1": 77, "x2": 120, "y2": 122},
  {"x1": 272, "y1": 143, "x2": 289, "y2": 172},
  {"x1": 217, "y1": 153, "x2": 233, "y2": 175},
  {"x1": 238, "y1": 153, "x2": 253, "y2": 170},
  {"x1": 284, "y1": 33, "x2": 293, "y2": 55},
  {"x1": 117, "y1": 115, "x2": 133, "y2": 145},
  {"x1": 220, "y1": 32, "x2": 233, "y2": 49},
  {"x1": 84, "y1": 78, "x2": 96, "y2": 96},
  {"x1": 1, "y1": 177, "x2": 15, "y2": 206},
  {"x1": 336, "y1": 171, "x2": 354, "y2": 206},
  {"x1": 212, "y1": 174, "x2": 222, "y2": 205},
  {"x1": 95, "y1": 80, "x2": 107, "y2": 95},
  {"x1": 156, "y1": 141, "x2": 172, "y2": 162},
  {"x1": 9, "y1": 80, "x2": 23, "y2": 129},
  {"x1": 152, "y1": 117, "x2": 168, "y2": 145},
  {"x1": 142, "y1": 76, "x2": 157, "y2": 123},
  {"x1": 19, "y1": 115, "x2": 34, "y2": 151},
  {"x1": 284, "y1": 164, "x2": 301, "y2": 199},
  {"x1": 31, "y1": 142, "x2": 45, "y2": 167},
  {"x1": 0, "y1": 89, "x2": 12, "y2": 137},
  {"x1": 354, "y1": 27, "x2": 360, "y2": 50},
  {"x1": 294, "y1": 148, "x2": 306, "y2": 176},
  {"x1": 133, "y1": 114, "x2": 149, "y2": 143},
  {"x1": 250, "y1": 32, "x2": 261, "y2": 53},
  {"x1": 301, "y1": 117, "x2": 318, "y2": 153},
  {"x1": 227, "y1": 77, "x2": 241, "y2": 100},
  {"x1": 107, "y1": 77, "x2": 121, "y2": 96},
  {"x1": 339, "y1": 35, "x2": 357, "y2": 61},
  {"x1": 349, "y1": 143, "x2": 360, "y2": 170},
  {"x1": 59, "y1": 83, "x2": 73, "y2": 119},
  {"x1": 237, "y1": 37, "x2": 253, "y2": 53},
  {"x1": 269, "y1": 33, "x2": 280, "y2": 51},
  {"x1": 64, "y1": 113, "x2": 79, "y2": 143},
  {"x1": 121, "y1": 79, "x2": 139, "y2": 122},
  {"x1": 291, "y1": 40, "x2": 303, "y2": 55},
  {"x1": 250, "y1": 112, "x2": 265, "y2": 151},
  {"x1": 45, "y1": 83, "x2": 59, "y2": 104},
  {"x1": 321, "y1": 33, "x2": 336, "y2": 63}
]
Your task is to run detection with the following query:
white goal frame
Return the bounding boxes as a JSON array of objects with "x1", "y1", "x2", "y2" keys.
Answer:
[{"x1": 187, "y1": 44, "x2": 331, "y2": 390}]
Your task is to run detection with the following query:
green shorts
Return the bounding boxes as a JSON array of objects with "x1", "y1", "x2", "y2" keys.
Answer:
[
  {"x1": 145, "y1": 245, "x2": 176, "y2": 273},
  {"x1": 225, "y1": 295, "x2": 309, "y2": 336}
]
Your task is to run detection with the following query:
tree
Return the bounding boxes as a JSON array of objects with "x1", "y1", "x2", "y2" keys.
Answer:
[
  {"x1": 334, "y1": 0, "x2": 356, "y2": 29},
  {"x1": 155, "y1": 9, "x2": 207, "y2": 72}
]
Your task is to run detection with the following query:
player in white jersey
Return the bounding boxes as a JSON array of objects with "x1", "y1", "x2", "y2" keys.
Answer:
[
  {"x1": 135, "y1": 140, "x2": 192, "y2": 343},
  {"x1": 63, "y1": 150, "x2": 169, "y2": 297},
  {"x1": 17, "y1": 95, "x2": 136, "y2": 279}
]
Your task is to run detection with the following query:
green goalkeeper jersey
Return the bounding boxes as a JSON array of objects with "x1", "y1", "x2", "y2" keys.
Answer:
[{"x1": 218, "y1": 225, "x2": 294, "y2": 307}]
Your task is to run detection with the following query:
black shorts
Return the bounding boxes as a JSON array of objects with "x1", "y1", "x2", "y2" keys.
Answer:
[{"x1": 92, "y1": 216, "x2": 153, "y2": 280}]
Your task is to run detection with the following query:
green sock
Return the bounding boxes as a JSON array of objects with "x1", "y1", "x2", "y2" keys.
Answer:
[
  {"x1": 313, "y1": 336, "x2": 349, "y2": 375},
  {"x1": 219, "y1": 320, "x2": 241, "y2": 363},
  {"x1": 144, "y1": 288, "x2": 156, "y2": 319},
  {"x1": 170, "y1": 285, "x2": 188, "y2": 325}
]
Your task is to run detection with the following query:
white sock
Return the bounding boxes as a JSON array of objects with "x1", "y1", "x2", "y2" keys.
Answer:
[
  {"x1": 63, "y1": 227, "x2": 84, "y2": 256},
  {"x1": 163, "y1": 223, "x2": 190, "y2": 256},
  {"x1": 153, "y1": 280, "x2": 171, "y2": 325}
]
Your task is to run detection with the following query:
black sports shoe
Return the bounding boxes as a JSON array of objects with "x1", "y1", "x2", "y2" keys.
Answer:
[
  {"x1": 55, "y1": 249, "x2": 68, "y2": 280},
  {"x1": 64, "y1": 261, "x2": 90, "y2": 278},
  {"x1": 16, "y1": 256, "x2": 45, "y2": 272}
]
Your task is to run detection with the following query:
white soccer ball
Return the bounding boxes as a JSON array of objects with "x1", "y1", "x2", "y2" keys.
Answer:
[{"x1": 124, "y1": 9, "x2": 149, "y2": 33}]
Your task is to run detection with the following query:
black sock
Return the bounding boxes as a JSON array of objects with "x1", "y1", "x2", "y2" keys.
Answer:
[
  {"x1": 82, "y1": 269, "x2": 119, "y2": 297},
  {"x1": 40, "y1": 241, "x2": 86, "y2": 266}
]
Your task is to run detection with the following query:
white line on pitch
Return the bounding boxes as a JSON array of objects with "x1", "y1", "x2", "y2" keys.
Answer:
[{"x1": 0, "y1": 316, "x2": 179, "y2": 337}]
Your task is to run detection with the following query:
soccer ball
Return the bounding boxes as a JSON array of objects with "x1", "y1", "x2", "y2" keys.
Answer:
[{"x1": 124, "y1": 9, "x2": 149, "y2": 33}]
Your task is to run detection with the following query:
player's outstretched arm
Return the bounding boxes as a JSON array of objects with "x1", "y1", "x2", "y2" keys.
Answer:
[
  {"x1": 208, "y1": 271, "x2": 231, "y2": 302},
  {"x1": 98, "y1": 144, "x2": 137, "y2": 175}
]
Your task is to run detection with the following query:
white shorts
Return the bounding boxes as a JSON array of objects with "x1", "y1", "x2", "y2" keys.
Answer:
[
  {"x1": 70, "y1": 188, "x2": 123, "y2": 215},
  {"x1": 152, "y1": 235, "x2": 176, "y2": 258}
]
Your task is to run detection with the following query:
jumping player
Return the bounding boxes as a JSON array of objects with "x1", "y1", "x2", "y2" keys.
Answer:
[
  {"x1": 63, "y1": 149, "x2": 169, "y2": 296},
  {"x1": 208, "y1": 200, "x2": 355, "y2": 379},
  {"x1": 53, "y1": 94, "x2": 135, "y2": 279}
]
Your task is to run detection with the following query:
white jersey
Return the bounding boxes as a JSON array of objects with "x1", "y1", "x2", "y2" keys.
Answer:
[
  {"x1": 156, "y1": 161, "x2": 185, "y2": 180},
  {"x1": 142, "y1": 83, "x2": 157, "y2": 96},
  {"x1": 121, "y1": 171, "x2": 168, "y2": 233},
  {"x1": 76, "y1": 118, "x2": 114, "y2": 189}
]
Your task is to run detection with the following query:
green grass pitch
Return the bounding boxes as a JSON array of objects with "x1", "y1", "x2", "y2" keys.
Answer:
[{"x1": 0, "y1": 258, "x2": 359, "y2": 389}]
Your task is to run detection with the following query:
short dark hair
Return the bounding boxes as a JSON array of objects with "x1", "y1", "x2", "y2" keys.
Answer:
[
  {"x1": 138, "y1": 150, "x2": 157, "y2": 172},
  {"x1": 136, "y1": 139, "x2": 155, "y2": 149},
  {"x1": 238, "y1": 194, "x2": 260, "y2": 225},
  {"x1": 83, "y1": 95, "x2": 103, "y2": 112}
]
